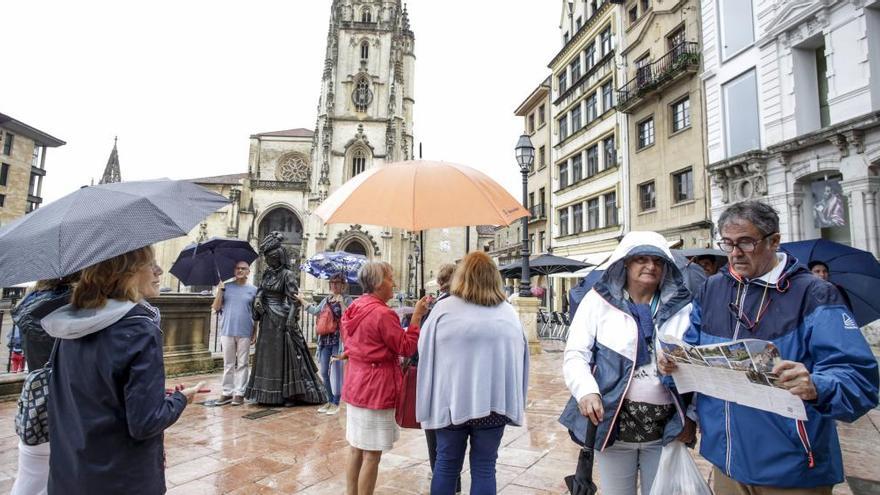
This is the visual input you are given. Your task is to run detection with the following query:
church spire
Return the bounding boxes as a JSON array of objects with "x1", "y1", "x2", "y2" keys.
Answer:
[{"x1": 100, "y1": 136, "x2": 122, "y2": 184}]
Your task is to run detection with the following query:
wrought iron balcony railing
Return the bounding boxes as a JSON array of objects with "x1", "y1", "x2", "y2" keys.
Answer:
[{"x1": 616, "y1": 42, "x2": 700, "y2": 112}]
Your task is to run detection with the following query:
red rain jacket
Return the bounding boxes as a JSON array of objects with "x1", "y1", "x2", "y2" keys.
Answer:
[{"x1": 341, "y1": 293, "x2": 420, "y2": 409}]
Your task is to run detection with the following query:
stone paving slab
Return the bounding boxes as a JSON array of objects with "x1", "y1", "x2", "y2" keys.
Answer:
[{"x1": 0, "y1": 348, "x2": 876, "y2": 494}]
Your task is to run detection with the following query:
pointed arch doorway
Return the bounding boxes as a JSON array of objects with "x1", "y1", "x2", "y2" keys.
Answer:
[
  {"x1": 339, "y1": 239, "x2": 368, "y2": 296},
  {"x1": 257, "y1": 206, "x2": 303, "y2": 282}
]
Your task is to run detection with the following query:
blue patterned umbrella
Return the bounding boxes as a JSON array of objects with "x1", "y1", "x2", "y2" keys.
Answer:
[{"x1": 301, "y1": 251, "x2": 368, "y2": 285}]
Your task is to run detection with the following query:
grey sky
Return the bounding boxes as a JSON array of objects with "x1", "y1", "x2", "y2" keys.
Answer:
[{"x1": 3, "y1": 1, "x2": 560, "y2": 204}]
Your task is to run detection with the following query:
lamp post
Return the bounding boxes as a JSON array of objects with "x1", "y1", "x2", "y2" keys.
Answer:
[{"x1": 515, "y1": 134, "x2": 535, "y2": 298}]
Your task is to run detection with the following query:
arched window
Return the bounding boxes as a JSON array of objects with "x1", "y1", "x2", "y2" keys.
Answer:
[
  {"x1": 354, "y1": 77, "x2": 371, "y2": 112},
  {"x1": 352, "y1": 149, "x2": 367, "y2": 176},
  {"x1": 360, "y1": 41, "x2": 369, "y2": 64},
  {"x1": 361, "y1": 8, "x2": 372, "y2": 23}
]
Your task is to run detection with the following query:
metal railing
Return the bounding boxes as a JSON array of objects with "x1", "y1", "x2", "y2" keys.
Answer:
[
  {"x1": 209, "y1": 301, "x2": 319, "y2": 354},
  {"x1": 616, "y1": 42, "x2": 700, "y2": 110},
  {"x1": 529, "y1": 204, "x2": 547, "y2": 220}
]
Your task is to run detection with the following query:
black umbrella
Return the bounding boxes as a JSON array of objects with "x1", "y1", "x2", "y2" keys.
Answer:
[
  {"x1": 0, "y1": 179, "x2": 228, "y2": 287},
  {"x1": 170, "y1": 237, "x2": 258, "y2": 286},
  {"x1": 564, "y1": 422, "x2": 598, "y2": 495},
  {"x1": 498, "y1": 253, "x2": 591, "y2": 278}
]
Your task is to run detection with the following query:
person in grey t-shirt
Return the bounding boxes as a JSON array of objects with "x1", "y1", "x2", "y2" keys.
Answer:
[{"x1": 211, "y1": 261, "x2": 258, "y2": 405}]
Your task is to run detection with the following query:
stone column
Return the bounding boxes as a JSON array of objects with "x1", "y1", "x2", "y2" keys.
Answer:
[
  {"x1": 842, "y1": 177, "x2": 880, "y2": 257},
  {"x1": 510, "y1": 295, "x2": 542, "y2": 355},
  {"x1": 786, "y1": 192, "x2": 804, "y2": 242}
]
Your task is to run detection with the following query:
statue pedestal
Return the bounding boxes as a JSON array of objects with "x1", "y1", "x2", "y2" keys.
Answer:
[
  {"x1": 510, "y1": 295, "x2": 542, "y2": 355},
  {"x1": 148, "y1": 294, "x2": 215, "y2": 375}
]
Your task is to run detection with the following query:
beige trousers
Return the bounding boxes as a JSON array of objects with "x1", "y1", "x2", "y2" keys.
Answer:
[{"x1": 713, "y1": 467, "x2": 833, "y2": 495}]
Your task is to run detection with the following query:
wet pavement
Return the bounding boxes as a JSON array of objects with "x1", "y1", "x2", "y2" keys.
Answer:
[{"x1": 0, "y1": 347, "x2": 877, "y2": 494}]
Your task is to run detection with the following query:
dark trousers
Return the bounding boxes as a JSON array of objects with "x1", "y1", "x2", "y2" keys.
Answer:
[
  {"x1": 432, "y1": 424, "x2": 506, "y2": 495},
  {"x1": 426, "y1": 429, "x2": 461, "y2": 493}
]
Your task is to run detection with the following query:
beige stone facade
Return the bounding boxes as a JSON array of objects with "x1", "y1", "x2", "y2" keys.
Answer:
[
  {"x1": 0, "y1": 113, "x2": 65, "y2": 229},
  {"x1": 516, "y1": 79, "x2": 554, "y2": 258},
  {"x1": 616, "y1": 0, "x2": 712, "y2": 248}
]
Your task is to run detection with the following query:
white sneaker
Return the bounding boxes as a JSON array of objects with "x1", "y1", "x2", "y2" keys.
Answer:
[
  {"x1": 325, "y1": 404, "x2": 340, "y2": 415},
  {"x1": 317, "y1": 403, "x2": 331, "y2": 414}
]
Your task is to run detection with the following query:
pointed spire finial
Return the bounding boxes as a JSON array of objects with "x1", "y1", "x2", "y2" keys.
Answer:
[{"x1": 99, "y1": 136, "x2": 122, "y2": 184}]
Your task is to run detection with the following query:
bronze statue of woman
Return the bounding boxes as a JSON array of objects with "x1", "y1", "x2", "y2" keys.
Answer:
[{"x1": 245, "y1": 231, "x2": 325, "y2": 406}]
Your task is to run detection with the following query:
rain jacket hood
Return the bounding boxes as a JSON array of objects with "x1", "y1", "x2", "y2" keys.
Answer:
[{"x1": 42, "y1": 299, "x2": 140, "y2": 339}]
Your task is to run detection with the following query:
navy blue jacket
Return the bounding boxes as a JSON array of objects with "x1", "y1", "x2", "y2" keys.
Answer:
[
  {"x1": 46, "y1": 303, "x2": 187, "y2": 495},
  {"x1": 686, "y1": 255, "x2": 879, "y2": 488}
]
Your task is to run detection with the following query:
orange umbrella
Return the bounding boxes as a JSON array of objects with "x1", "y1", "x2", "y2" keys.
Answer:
[{"x1": 313, "y1": 160, "x2": 530, "y2": 230}]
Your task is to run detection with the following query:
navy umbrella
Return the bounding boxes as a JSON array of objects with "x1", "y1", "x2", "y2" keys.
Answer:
[
  {"x1": 781, "y1": 239, "x2": 880, "y2": 326},
  {"x1": 0, "y1": 179, "x2": 228, "y2": 287},
  {"x1": 170, "y1": 237, "x2": 258, "y2": 286},
  {"x1": 498, "y1": 253, "x2": 591, "y2": 278}
]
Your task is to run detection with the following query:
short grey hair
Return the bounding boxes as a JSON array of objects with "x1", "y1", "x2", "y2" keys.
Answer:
[
  {"x1": 358, "y1": 261, "x2": 393, "y2": 293},
  {"x1": 717, "y1": 200, "x2": 780, "y2": 237}
]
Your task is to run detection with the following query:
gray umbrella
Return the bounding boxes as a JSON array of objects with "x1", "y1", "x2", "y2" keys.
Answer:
[{"x1": 0, "y1": 179, "x2": 228, "y2": 287}]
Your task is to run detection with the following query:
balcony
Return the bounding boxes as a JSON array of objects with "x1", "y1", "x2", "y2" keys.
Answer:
[
  {"x1": 616, "y1": 42, "x2": 700, "y2": 113},
  {"x1": 528, "y1": 204, "x2": 547, "y2": 222}
]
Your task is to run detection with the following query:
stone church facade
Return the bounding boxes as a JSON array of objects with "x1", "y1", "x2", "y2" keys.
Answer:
[{"x1": 156, "y1": 1, "x2": 474, "y2": 297}]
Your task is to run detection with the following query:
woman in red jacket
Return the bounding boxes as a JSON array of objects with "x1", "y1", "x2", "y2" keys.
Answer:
[{"x1": 341, "y1": 261, "x2": 427, "y2": 495}]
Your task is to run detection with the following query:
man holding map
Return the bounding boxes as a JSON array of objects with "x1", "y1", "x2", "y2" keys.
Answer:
[{"x1": 659, "y1": 200, "x2": 878, "y2": 494}]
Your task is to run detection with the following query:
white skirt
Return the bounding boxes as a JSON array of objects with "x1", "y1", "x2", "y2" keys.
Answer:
[{"x1": 346, "y1": 404, "x2": 400, "y2": 452}]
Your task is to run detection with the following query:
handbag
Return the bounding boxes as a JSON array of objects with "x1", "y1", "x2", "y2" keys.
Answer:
[
  {"x1": 316, "y1": 301, "x2": 339, "y2": 336},
  {"x1": 395, "y1": 361, "x2": 420, "y2": 429},
  {"x1": 15, "y1": 340, "x2": 58, "y2": 446}
]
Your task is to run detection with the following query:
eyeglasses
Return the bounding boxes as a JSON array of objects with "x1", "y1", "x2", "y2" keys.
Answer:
[
  {"x1": 728, "y1": 284, "x2": 772, "y2": 331},
  {"x1": 717, "y1": 233, "x2": 776, "y2": 253},
  {"x1": 235, "y1": 267, "x2": 249, "y2": 271}
]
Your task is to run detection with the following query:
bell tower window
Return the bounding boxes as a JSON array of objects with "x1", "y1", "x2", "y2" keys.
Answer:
[
  {"x1": 353, "y1": 77, "x2": 372, "y2": 112},
  {"x1": 352, "y1": 149, "x2": 367, "y2": 176},
  {"x1": 360, "y1": 41, "x2": 369, "y2": 64},
  {"x1": 361, "y1": 8, "x2": 372, "y2": 23}
]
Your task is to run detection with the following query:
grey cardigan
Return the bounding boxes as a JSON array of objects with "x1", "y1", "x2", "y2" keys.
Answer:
[{"x1": 415, "y1": 295, "x2": 529, "y2": 430}]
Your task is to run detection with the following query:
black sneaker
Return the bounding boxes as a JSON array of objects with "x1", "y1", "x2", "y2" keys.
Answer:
[{"x1": 215, "y1": 395, "x2": 233, "y2": 405}]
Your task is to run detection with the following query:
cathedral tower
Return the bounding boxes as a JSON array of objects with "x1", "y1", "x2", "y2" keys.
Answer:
[{"x1": 305, "y1": 0, "x2": 418, "y2": 293}]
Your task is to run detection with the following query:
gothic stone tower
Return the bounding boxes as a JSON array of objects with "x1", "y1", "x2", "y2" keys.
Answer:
[{"x1": 304, "y1": 0, "x2": 418, "y2": 294}]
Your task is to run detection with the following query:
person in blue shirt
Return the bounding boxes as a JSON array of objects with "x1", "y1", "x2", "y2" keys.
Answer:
[
  {"x1": 212, "y1": 260, "x2": 258, "y2": 406},
  {"x1": 660, "y1": 200, "x2": 879, "y2": 494}
]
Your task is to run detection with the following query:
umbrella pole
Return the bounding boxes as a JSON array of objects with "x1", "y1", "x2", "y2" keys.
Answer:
[{"x1": 419, "y1": 230, "x2": 426, "y2": 297}]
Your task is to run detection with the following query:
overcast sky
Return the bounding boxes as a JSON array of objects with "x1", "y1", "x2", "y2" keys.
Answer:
[{"x1": 3, "y1": 1, "x2": 560, "y2": 203}]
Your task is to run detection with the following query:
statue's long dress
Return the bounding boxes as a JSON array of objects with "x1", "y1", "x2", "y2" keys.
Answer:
[{"x1": 245, "y1": 267, "x2": 325, "y2": 405}]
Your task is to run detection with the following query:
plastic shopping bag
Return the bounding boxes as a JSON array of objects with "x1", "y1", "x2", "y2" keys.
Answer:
[{"x1": 649, "y1": 441, "x2": 712, "y2": 495}]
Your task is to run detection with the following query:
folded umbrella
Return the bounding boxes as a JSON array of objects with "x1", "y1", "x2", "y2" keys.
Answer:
[
  {"x1": 781, "y1": 239, "x2": 880, "y2": 326},
  {"x1": 170, "y1": 237, "x2": 258, "y2": 287},
  {"x1": 301, "y1": 251, "x2": 368, "y2": 285},
  {"x1": 564, "y1": 422, "x2": 598, "y2": 495},
  {"x1": 0, "y1": 179, "x2": 228, "y2": 287}
]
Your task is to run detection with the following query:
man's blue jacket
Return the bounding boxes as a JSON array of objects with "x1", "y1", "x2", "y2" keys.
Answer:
[{"x1": 685, "y1": 254, "x2": 879, "y2": 488}]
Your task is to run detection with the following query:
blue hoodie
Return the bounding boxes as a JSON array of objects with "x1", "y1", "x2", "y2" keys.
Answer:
[
  {"x1": 686, "y1": 254, "x2": 879, "y2": 488},
  {"x1": 42, "y1": 300, "x2": 187, "y2": 495}
]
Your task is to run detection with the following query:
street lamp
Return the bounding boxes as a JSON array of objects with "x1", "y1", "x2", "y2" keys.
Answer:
[{"x1": 515, "y1": 134, "x2": 535, "y2": 298}]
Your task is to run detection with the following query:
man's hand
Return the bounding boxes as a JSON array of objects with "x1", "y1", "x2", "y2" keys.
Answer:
[
  {"x1": 676, "y1": 417, "x2": 697, "y2": 444},
  {"x1": 772, "y1": 360, "x2": 817, "y2": 401},
  {"x1": 217, "y1": 280, "x2": 225, "y2": 290},
  {"x1": 657, "y1": 353, "x2": 678, "y2": 375},
  {"x1": 178, "y1": 381, "x2": 207, "y2": 405},
  {"x1": 577, "y1": 393, "x2": 604, "y2": 426}
]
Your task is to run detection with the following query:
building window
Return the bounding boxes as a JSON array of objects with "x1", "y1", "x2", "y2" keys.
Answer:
[
  {"x1": 529, "y1": 192, "x2": 535, "y2": 210},
  {"x1": 604, "y1": 192, "x2": 618, "y2": 226},
  {"x1": 576, "y1": 16, "x2": 583, "y2": 30},
  {"x1": 719, "y1": 0, "x2": 754, "y2": 60},
  {"x1": 636, "y1": 53, "x2": 652, "y2": 87},
  {"x1": 629, "y1": 6, "x2": 638, "y2": 25},
  {"x1": 528, "y1": 114, "x2": 535, "y2": 134},
  {"x1": 559, "y1": 208, "x2": 570, "y2": 236},
  {"x1": 602, "y1": 81, "x2": 613, "y2": 111},
  {"x1": 672, "y1": 168, "x2": 694, "y2": 203},
  {"x1": 31, "y1": 146, "x2": 42, "y2": 168},
  {"x1": 586, "y1": 92, "x2": 598, "y2": 122},
  {"x1": 572, "y1": 203, "x2": 584, "y2": 233},
  {"x1": 28, "y1": 173, "x2": 38, "y2": 196},
  {"x1": 637, "y1": 117, "x2": 655, "y2": 149},
  {"x1": 641, "y1": 0, "x2": 650, "y2": 13},
  {"x1": 671, "y1": 97, "x2": 691, "y2": 132},
  {"x1": 639, "y1": 181, "x2": 656, "y2": 211},
  {"x1": 559, "y1": 115, "x2": 569, "y2": 140},
  {"x1": 0, "y1": 163, "x2": 8, "y2": 186},
  {"x1": 2, "y1": 133, "x2": 13, "y2": 156},
  {"x1": 529, "y1": 233, "x2": 535, "y2": 253},
  {"x1": 539, "y1": 187, "x2": 546, "y2": 212},
  {"x1": 0, "y1": 193, "x2": 4, "y2": 208},
  {"x1": 586, "y1": 145, "x2": 599, "y2": 176},
  {"x1": 558, "y1": 71, "x2": 568, "y2": 93},
  {"x1": 558, "y1": 162, "x2": 569, "y2": 189},
  {"x1": 722, "y1": 69, "x2": 760, "y2": 156},
  {"x1": 587, "y1": 198, "x2": 600, "y2": 230},
  {"x1": 571, "y1": 104, "x2": 583, "y2": 132},
  {"x1": 361, "y1": 8, "x2": 372, "y2": 23},
  {"x1": 570, "y1": 56, "x2": 582, "y2": 82},
  {"x1": 600, "y1": 27, "x2": 612, "y2": 55},
  {"x1": 668, "y1": 26, "x2": 686, "y2": 56},
  {"x1": 352, "y1": 149, "x2": 367, "y2": 176},
  {"x1": 360, "y1": 42, "x2": 370, "y2": 65},
  {"x1": 539, "y1": 231, "x2": 545, "y2": 252},
  {"x1": 354, "y1": 77, "x2": 372, "y2": 112},
  {"x1": 539, "y1": 104, "x2": 546, "y2": 125},
  {"x1": 603, "y1": 135, "x2": 616, "y2": 167},
  {"x1": 539, "y1": 146, "x2": 546, "y2": 168},
  {"x1": 564, "y1": 32, "x2": 570, "y2": 44},
  {"x1": 571, "y1": 153, "x2": 583, "y2": 183},
  {"x1": 816, "y1": 45, "x2": 830, "y2": 128},
  {"x1": 585, "y1": 42, "x2": 596, "y2": 70}
]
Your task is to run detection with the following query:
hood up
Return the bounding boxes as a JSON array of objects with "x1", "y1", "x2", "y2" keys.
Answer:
[
  {"x1": 42, "y1": 299, "x2": 139, "y2": 339},
  {"x1": 342, "y1": 293, "x2": 391, "y2": 331},
  {"x1": 594, "y1": 231, "x2": 691, "y2": 323}
]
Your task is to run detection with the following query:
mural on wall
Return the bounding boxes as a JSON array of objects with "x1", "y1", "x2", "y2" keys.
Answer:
[{"x1": 812, "y1": 179, "x2": 846, "y2": 228}]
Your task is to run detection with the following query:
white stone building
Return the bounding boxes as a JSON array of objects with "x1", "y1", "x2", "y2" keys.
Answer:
[{"x1": 702, "y1": 0, "x2": 880, "y2": 256}]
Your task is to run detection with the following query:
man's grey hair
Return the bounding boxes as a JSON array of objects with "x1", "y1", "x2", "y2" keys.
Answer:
[
  {"x1": 358, "y1": 261, "x2": 393, "y2": 293},
  {"x1": 717, "y1": 200, "x2": 780, "y2": 236}
]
